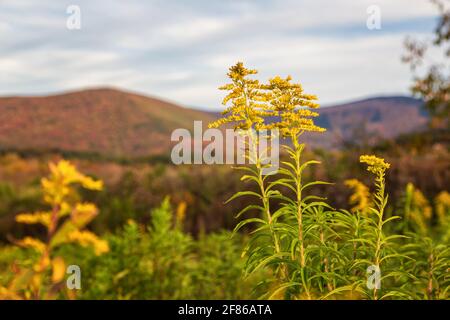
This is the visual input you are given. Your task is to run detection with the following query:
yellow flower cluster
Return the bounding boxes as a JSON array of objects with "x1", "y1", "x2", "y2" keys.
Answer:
[
  {"x1": 263, "y1": 76, "x2": 325, "y2": 137},
  {"x1": 16, "y1": 237, "x2": 46, "y2": 253},
  {"x1": 15, "y1": 161, "x2": 105, "y2": 253},
  {"x1": 359, "y1": 155, "x2": 391, "y2": 175},
  {"x1": 435, "y1": 191, "x2": 450, "y2": 225},
  {"x1": 209, "y1": 62, "x2": 269, "y2": 130},
  {"x1": 9, "y1": 160, "x2": 109, "y2": 299},
  {"x1": 71, "y1": 203, "x2": 99, "y2": 227},
  {"x1": 42, "y1": 160, "x2": 103, "y2": 206},
  {"x1": 68, "y1": 230, "x2": 109, "y2": 256},
  {"x1": 209, "y1": 62, "x2": 325, "y2": 137},
  {"x1": 405, "y1": 183, "x2": 432, "y2": 234},
  {"x1": 413, "y1": 188, "x2": 432, "y2": 220},
  {"x1": 176, "y1": 201, "x2": 187, "y2": 228},
  {"x1": 344, "y1": 179, "x2": 371, "y2": 214},
  {"x1": 51, "y1": 257, "x2": 66, "y2": 283},
  {"x1": 16, "y1": 211, "x2": 52, "y2": 227},
  {"x1": 436, "y1": 190, "x2": 450, "y2": 205}
]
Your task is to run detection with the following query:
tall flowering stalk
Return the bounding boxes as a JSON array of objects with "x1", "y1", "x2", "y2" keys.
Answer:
[
  {"x1": 357, "y1": 155, "x2": 408, "y2": 300},
  {"x1": 210, "y1": 63, "x2": 286, "y2": 282},
  {"x1": 211, "y1": 63, "x2": 330, "y2": 298},
  {"x1": 261, "y1": 75, "x2": 331, "y2": 298},
  {"x1": 360, "y1": 156, "x2": 391, "y2": 265},
  {"x1": 263, "y1": 75, "x2": 325, "y2": 269},
  {"x1": 360, "y1": 156, "x2": 390, "y2": 298}
]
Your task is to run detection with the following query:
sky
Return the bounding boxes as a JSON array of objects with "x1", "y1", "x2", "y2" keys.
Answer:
[{"x1": 0, "y1": 0, "x2": 443, "y2": 110}]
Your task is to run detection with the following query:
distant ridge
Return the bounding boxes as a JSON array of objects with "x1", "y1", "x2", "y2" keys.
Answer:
[
  {"x1": 0, "y1": 88, "x2": 216, "y2": 159},
  {"x1": 0, "y1": 88, "x2": 427, "y2": 158},
  {"x1": 319, "y1": 95, "x2": 426, "y2": 136},
  {"x1": 307, "y1": 96, "x2": 427, "y2": 148}
]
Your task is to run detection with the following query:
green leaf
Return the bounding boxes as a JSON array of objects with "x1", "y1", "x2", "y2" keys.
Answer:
[
  {"x1": 226, "y1": 191, "x2": 263, "y2": 204},
  {"x1": 233, "y1": 218, "x2": 266, "y2": 234},
  {"x1": 301, "y1": 181, "x2": 333, "y2": 192},
  {"x1": 235, "y1": 204, "x2": 264, "y2": 218}
]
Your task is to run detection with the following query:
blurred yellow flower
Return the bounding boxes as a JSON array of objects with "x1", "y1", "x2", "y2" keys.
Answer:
[
  {"x1": 344, "y1": 179, "x2": 371, "y2": 214},
  {"x1": 42, "y1": 160, "x2": 103, "y2": 206},
  {"x1": 176, "y1": 201, "x2": 187, "y2": 227},
  {"x1": 71, "y1": 202, "x2": 99, "y2": 227},
  {"x1": 16, "y1": 212, "x2": 51, "y2": 227},
  {"x1": 413, "y1": 188, "x2": 432, "y2": 220},
  {"x1": 51, "y1": 257, "x2": 66, "y2": 283},
  {"x1": 8, "y1": 159, "x2": 107, "y2": 299},
  {"x1": 68, "y1": 230, "x2": 109, "y2": 255},
  {"x1": 435, "y1": 191, "x2": 450, "y2": 225},
  {"x1": 16, "y1": 237, "x2": 46, "y2": 253}
]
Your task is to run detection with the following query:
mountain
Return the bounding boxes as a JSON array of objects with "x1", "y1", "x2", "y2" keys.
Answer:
[
  {"x1": 319, "y1": 96, "x2": 427, "y2": 137},
  {"x1": 0, "y1": 88, "x2": 216, "y2": 159},
  {"x1": 0, "y1": 89, "x2": 428, "y2": 159},
  {"x1": 304, "y1": 96, "x2": 428, "y2": 148}
]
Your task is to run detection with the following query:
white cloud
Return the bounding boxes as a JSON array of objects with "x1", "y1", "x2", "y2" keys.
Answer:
[{"x1": 0, "y1": 0, "x2": 442, "y2": 108}]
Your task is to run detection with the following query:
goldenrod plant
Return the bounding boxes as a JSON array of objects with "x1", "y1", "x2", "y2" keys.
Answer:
[
  {"x1": 212, "y1": 62, "x2": 449, "y2": 300},
  {"x1": 262, "y1": 74, "x2": 330, "y2": 299},
  {"x1": 210, "y1": 63, "x2": 287, "y2": 287},
  {"x1": 211, "y1": 62, "x2": 332, "y2": 298},
  {"x1": 0, "y1": 160, "x2": 108, "y2": 299},
  {"x1": 350, "y1": 155, "x2": 409, "y2": 299}
]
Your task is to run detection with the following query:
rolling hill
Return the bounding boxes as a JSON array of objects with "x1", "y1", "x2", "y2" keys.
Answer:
[
  {"x1": 304, "y1": 96, "x2": 428, "y2": 148},
  {"x1": 0, "y1": 88, "x2": 216, "y2": 159},
  {"x1": 0, "y1": 88, "x2": 428, "y2": 159},
  {"x1": 319, "y1": 96, "x2": 427, "y2": 138}
]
